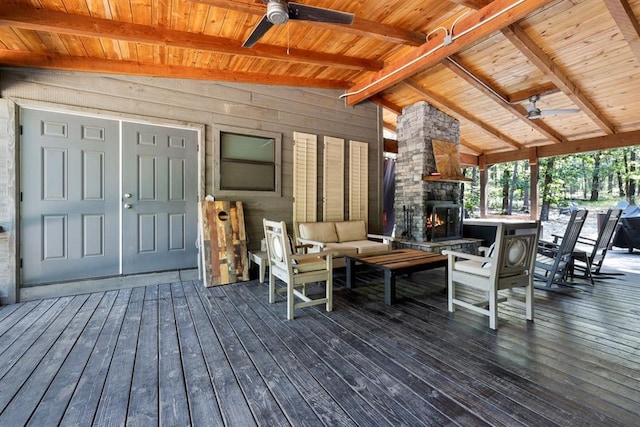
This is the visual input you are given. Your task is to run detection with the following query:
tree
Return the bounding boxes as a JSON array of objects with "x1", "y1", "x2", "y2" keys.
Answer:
[
  {"x1": 539, "y1": 157, "x2": 556, "y2": 221},
  {"x1": 590, "y1": 152, "x2": 601, "y2": 201},
  {"x1": 501, "y1": 167, "x2": 511, "y2": 215}
]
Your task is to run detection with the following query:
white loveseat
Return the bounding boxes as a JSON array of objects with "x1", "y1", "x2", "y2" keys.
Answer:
[{"x1": 295, "y1": 220, "x2": 391, "y2": 268}]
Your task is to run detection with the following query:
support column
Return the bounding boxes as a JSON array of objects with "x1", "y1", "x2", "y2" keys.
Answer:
[
  {"x1": 479, "y1": 155, "x2": 488, "y2": 218},
  {"x1": 529, "y1": 148, "x2": 539, "y2": 220}
]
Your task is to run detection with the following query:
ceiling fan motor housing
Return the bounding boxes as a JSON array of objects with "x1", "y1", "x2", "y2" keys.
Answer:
[{"x1": 266, "y1": 0, "x2": 290, "y2": 25}]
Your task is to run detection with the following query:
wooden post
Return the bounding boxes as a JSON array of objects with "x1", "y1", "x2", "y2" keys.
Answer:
[
  {"x1": 529, "y1": 148, "x2": 539, "y2": 220},
  {"x1": 479, "y1": 155, "x2": 488, "y2": 218}
]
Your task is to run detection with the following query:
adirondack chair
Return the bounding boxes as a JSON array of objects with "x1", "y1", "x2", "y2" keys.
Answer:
[
  {"x1": 565, "y1": 208, "x2": 622, "y2": 282},
  {"x1": 535, "y1": 209, "x2": 588, "y2": 290},
  {"x1": 443, "y1": 221, "x2": 540, "y2": 330},
  {"x1": 263, "y1": 219, "x2": 334, "y2": 320}
]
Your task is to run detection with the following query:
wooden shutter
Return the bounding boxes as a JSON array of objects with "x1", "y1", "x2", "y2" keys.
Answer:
[
  {"x1": 293, "y1": 132, "x2": 317, "y2": 223},
  {"x1": 323, "y1": 136, "x2": 345, "y2": 221},
  {"x1": 349, "y1": 140, "x2": 368, "y2": 222}
]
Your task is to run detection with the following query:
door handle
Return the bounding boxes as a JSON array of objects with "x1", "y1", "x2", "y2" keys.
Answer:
[
  {"x1": 124, "y1": 203, "x2": 132, "y2": 209},
  {"x1": 124, "y1": 193, "x2": 132, "y2": 198}
]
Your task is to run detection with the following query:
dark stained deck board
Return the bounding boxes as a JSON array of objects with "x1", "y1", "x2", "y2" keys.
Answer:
[
  {"x1": 222, "y1": 286, "x2": 392, "y2": 427},
  {"x1": 157, "y1": 283, "x2": 191, "y2": 426},
  {"x1": 26, "y1": 291, "x2": 119, "y2": 426},
  {"x1": 60, "y1": 288, "x2": 132, "y2": 426},
  {"x1": 0, "y1": 255, "x2": 639, "y2": 426},
  {"x1": 182, "y1": 280, "x2": 256, "y2": 426},
  {"x1": 171, "y1": 283, "x2": 224, "y2": 426},
  {"x1": 0, "y1": 293, "x2": 102, "y2": 426},
  {"x1": 127, "y1": 285, "x2": 159, "y2": 426},
  {"x1": 194, "y1": 279, "x2": 290, "y2": 426}
]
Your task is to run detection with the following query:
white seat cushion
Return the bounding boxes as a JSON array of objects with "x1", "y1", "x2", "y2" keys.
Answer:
[
  {"x1": 454, "y1": 260, "x2": 492, "y2": 277},
  {"x1": 348, "y1": 240, "x2": 389, "y2": 254},
  {"x1": 324, "y1": 242, "x2": 358, "y2": 257},
  {"x1": 292, "y1": 257, "x2": 328, "y2": 273}
]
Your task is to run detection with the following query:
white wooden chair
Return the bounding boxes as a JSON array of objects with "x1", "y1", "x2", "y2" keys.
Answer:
[
  {"x1": 443, "y1": 221, "x2": 540, "y2": 330},
  {"x1": 263, "y1": 219, "x2": 334, "y2": 320}
]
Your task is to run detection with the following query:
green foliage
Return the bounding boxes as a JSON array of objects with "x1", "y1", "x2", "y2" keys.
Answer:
[{"x1": 462, "y1": 146, "x2": 639, "y2": 214}]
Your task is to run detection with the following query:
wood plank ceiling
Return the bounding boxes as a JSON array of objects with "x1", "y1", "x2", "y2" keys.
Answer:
[{"x1": 0, "y1": 0, "x2": 639, "y2": 165}]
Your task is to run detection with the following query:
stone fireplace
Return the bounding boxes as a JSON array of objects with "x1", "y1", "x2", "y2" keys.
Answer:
[{"x1": 395, "y1": 101, "x2": 463, "y2": 242}]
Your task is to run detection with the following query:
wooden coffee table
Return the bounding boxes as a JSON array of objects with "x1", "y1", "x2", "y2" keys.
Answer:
[{"x1": 345, "y1": 248, "x2": 448, "y2": 304}]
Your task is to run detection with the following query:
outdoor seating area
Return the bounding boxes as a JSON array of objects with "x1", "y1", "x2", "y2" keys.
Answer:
[{"x1": 0, "y1": 250, "x2": 638, "y2": 425}]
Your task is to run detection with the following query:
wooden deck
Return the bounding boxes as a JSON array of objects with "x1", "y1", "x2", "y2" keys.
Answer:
[{"x1": 1, "y1": 251, "x2": 639, "y2": 426}]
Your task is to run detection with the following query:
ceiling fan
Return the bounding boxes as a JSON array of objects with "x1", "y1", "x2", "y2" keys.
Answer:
[
  {"x1": 524, "y1": 94, "x2": 580, "y2": 119},
  {"x1": 242, "y1": 0, "x2": 355, "y2": 48}
]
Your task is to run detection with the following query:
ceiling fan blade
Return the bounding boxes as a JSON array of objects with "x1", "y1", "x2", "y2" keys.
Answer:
[
  {"x1": 539, "y1": 109, "x2": 581, "y2": 116},
  {"x1": 242, "y1": 15, "x2": 274, "y2": 48},
  {"x1": 288, "y1": 2, "x2": 354, "y2": 24}
]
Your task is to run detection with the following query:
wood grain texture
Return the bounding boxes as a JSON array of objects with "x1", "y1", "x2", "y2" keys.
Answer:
[
  {"x1": 0, "y1": 255, "x2": 639, "y2": 425},
  {"x1": 200, "y1": 201, "x2": 249, "y2": 287}
]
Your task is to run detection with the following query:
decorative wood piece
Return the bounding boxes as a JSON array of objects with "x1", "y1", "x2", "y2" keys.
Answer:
[
  {"x1": 429, "y1": 139, "x2": 472, "y2": 182},
  {"x1": 199, "y1": 200, "x2": 249, "y2": 287}
]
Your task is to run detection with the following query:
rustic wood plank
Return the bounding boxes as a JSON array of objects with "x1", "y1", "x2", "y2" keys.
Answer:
[
  {"x1": 157, "y1": 283, "x2": 191, "y2": 426},
  {"x1": 0, "y1": 297, "x2": 69, "y2": 379},
  {"x1": 59, "y1": 288, "x2": 132, "y2": 425},
  {"x1": 237, "y1": 283, "x2": 417, "y2": 426},
  {"x1": 220, "y1": 284, "x2": 358, "y2": 426},
  {"x1": 93, "y1": 286, "x2": 145, "y2": 425},
  {"x1": 0, "y1": 293, "x2": 102, "y2": 425},
  {"x1": 182, "y1": 281, "x2": 256, "y2": 426},
  {"x1": 171, "y1": 283, "x2": 224, "y2": 426},
  {"x1": 127, "y1": 285, "x2": 159, "y2": 426},
  {"x1": 25, "y1": 291, "x2": 119, "y2": 426},
  {"x1": 194, "y1": 282, "x2": 289, "y2": 426}
]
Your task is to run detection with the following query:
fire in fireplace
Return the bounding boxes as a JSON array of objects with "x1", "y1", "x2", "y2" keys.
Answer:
[{"x1": 425, "y1": 201, "x2": 463, "y2": 242}]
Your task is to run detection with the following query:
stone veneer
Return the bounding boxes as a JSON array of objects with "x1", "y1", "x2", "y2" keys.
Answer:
[{"x1": 395, "y1": 101, "x2": 462, "y2": 242}]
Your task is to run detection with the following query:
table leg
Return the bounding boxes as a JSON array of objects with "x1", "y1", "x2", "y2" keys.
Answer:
[
  {"x1": 346, "y1": 257, "x2": 355, "y2": 289},
  {"x1": 384, "y1": 269, "x2": 396, "y2": 305}
]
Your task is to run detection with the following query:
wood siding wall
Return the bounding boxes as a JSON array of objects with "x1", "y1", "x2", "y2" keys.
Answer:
[{"x1": 0, "y1": 69, "x2": 382, "y2": 303}]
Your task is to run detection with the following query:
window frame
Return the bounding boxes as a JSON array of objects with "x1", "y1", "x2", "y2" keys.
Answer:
[{"x1": 213, "y1": 124, "x2": 282, "y2": 197}]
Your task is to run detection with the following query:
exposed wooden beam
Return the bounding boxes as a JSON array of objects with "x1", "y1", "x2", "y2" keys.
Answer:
[
  {"x1": 0, "y1": 7, "x2": 382, "y2": 71},
  {"x1": 443, "y1": 57, "x2": 565, "y2": 144},
  {"x1": 0, "y1": 50, "x2": 350, "y2": 89},
  {"x1": 460, "y1": 137, "x2": 483, "y2": 155},
  {"x1": 192, "y1": 0, "x2": 426, "y2": 46},
  {"x1": 460, "y1": 152, "x2": 479, "y2": 167},
  {"x1": 383, "y1": 138, "x2": 398, "y2": 153},
  {"x1": 403, "y1": 79, "x2": 525, "y2": 150},
  {"x1": 484, "y1": 130, "x2": 640, "y2": 165},
  {"x1": 603, "y1": 0, "x2": 640, "y2": 63},
  {"x1": 502, "y1": 25, "x2": 617, "y2": 135},
  {"x1": 370, "y1": 95, "x2": 403, "y2": 115},
  {"x1": 345, "y1": 0, "x2": 556, "y2": 105},
  {"x1": 446, "y1": 0, "x2": 492, "y2": 10},
  {"x1": 507, "y1": 83, "x2": 560, "y2": 103}
]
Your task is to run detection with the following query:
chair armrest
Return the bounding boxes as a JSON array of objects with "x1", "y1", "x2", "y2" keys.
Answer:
[
  {"x1": 551, "y1": 233, "x2": 564, "y2": 243},
  {"x1": 478, "y1": 246, "x2": 491, "y2": 255},
  {"x1": 577, "y1": 236, "x2": 597, "y2": 244},
  {"x1": 296, "y1": 237, "x2": 327, "y2": 249},
  {"x1": 291, "y1": 250, "x2": 338, "y2": 262},
  {"x1": 442, "y1": 250, "x2": 490, "y2": 264},
  {"x1": 293, "y1": 243, "x2": 314, "y2": 254},
  {"x1": 538, "y1": 239, "x2": 559, "y2": 249},
  {"x1": 367, "y1": 233, "x2": 392, "y2": 244}
]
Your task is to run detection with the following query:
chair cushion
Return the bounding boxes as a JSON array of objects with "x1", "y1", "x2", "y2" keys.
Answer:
[
  {"x1": 335, "y1": 221, "x2": 367, "y2": 242},
  {"x1": 455, "y1": 260, "x2": 492, "y2": 277},
  {"x1": 292, "y1": 257, "x2": 328, "y2": 273},
  {"x1": 324, "y1": 242, "x2": 358, "y2": 257},
  {"x1": 298, "y1": 222, "x2": 338, "y2": 243},
  {"x1": 347, "y1": 240, "x2": 389, "y2": 254}
]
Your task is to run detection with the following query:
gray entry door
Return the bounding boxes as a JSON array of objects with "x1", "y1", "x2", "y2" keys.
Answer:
[
  {"x1": 21, "y1": 109, "x2": 199, "y2": 285},
  {"x1": 21, "y1": 109, "x2": 120, "y2": 284},
  {"x1": 121, "y1": 122, "x2": 198, "y2": 274}
]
